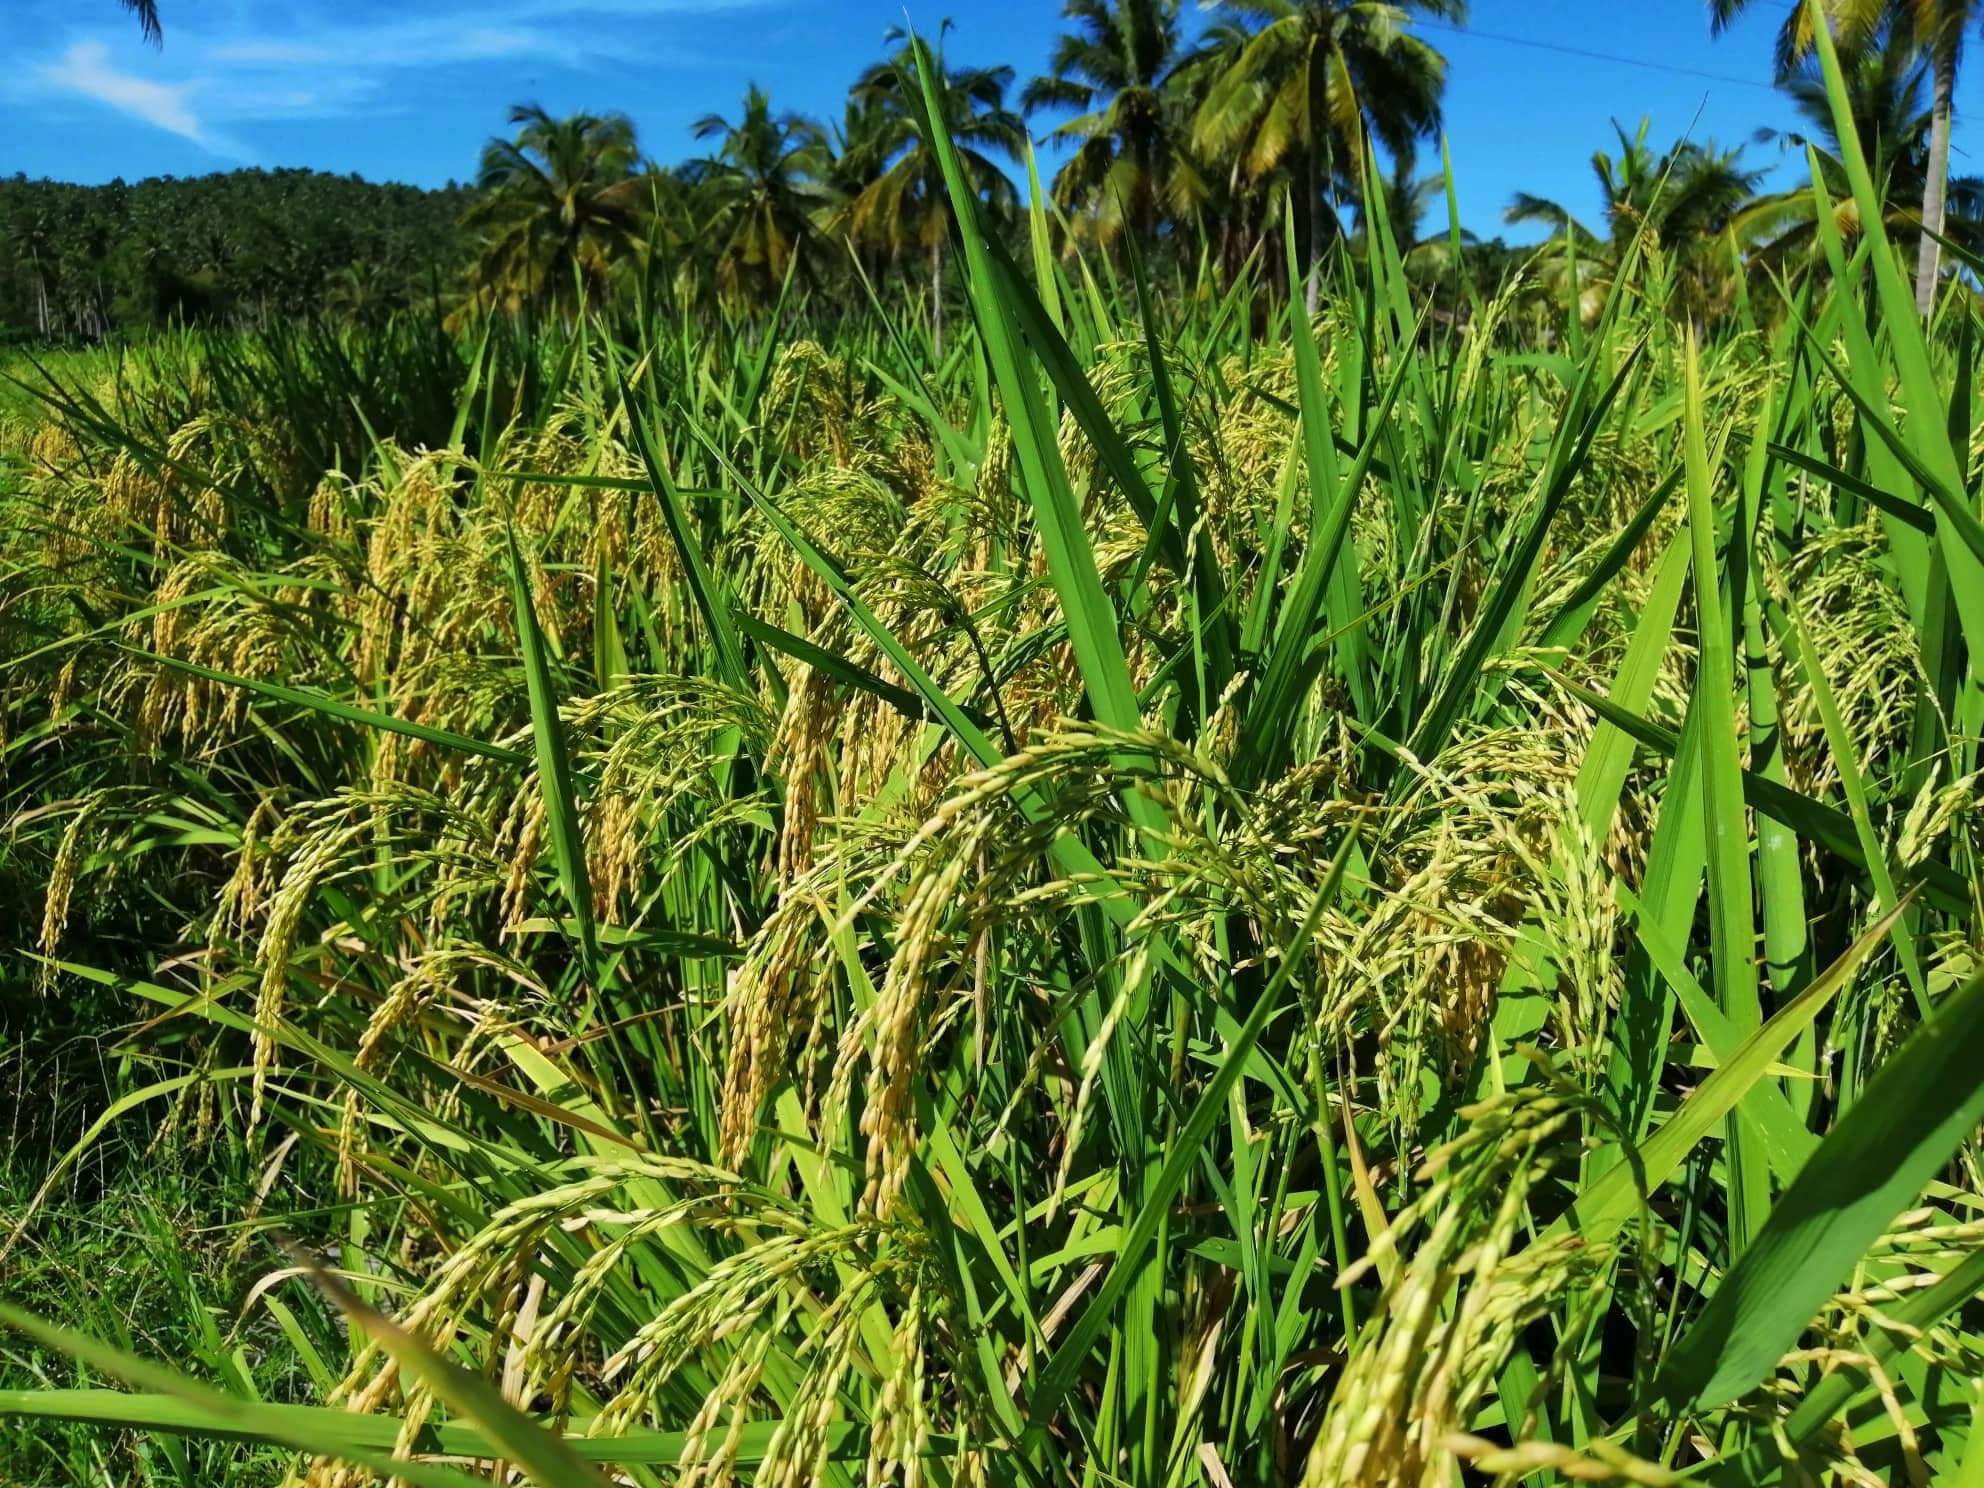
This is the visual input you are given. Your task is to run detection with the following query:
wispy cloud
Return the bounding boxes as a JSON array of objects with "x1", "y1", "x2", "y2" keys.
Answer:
[
  {"x1": 38, "y1": 40, "x2": 249, "y2": 157},
  {"x1": 25, "y1": 0, "x2": 770, "y2": 158},
  {"x1": 209, "y1": 18, "x2": 596, "y2": 73}
]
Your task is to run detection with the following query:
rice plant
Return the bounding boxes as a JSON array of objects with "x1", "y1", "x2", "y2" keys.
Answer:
[{"x1": 6, "y1": 17, "x2": 1984, "y2": 1487}]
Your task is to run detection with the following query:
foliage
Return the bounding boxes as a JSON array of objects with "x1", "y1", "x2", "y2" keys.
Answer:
[
  {"x1": 1506, "y1": 118, "x2": 1764, "y2": 321},
  {"x1": 8, "y1": 6, "x2": 1984, "y2": 1488},
  {"x1": 119, "y1": 0, "x2": 161, "y2": 45},
  {"x1": 0, "y1": 170, "x2": 472, "y2": 338},
  {"x1": 691, "y1": 86, "x2": 835, "y2": 304},
  {"x1": 1736, "y1": 16, "x2": 1984, "y2": 267},
  {"x1": 1188, "y1": 0, "x2": 1463, "y2": 293},
  {"x1": 1022, "y1": 0, "x2": 1206, "y2": 244},
  {"x1": 841, "y1": 26, "x2": 1028, "y2": 349},
  {"x1": 1711, "y1": 0, "x2": 1984, "y2": 312},
  {"x1": 461, "y1": 105, "x2": 651, "y2": 322}
]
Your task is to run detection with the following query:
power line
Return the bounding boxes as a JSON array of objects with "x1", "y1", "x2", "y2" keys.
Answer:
[{"x1": 1417, "y1": 20, "x2": 1782, "y2": 93}]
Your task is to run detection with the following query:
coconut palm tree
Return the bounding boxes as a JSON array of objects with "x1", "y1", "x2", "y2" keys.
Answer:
[
  {"x1": 1507, "y1": 120, "x2": 1762, "y2": 250},
  {"x1": 1768, "y1": 12, "x2": 1937, "y2": 173},
  {"x1": 121, "y1": 0, "x2": 162, "y2": 43},
  {"x1": 691, "y1": 85, "x2": 832, "y2": 306},
  {"x1": 1021, "y1": 0, "x2": 1205, "y2": 245},
  {"x1": 822, "y1": 93, "x2": 899, "y2": 204},
  {"x1": 1711, "y1": 0, "x2": 1984, "y2": 314},
  {"x1": 816, "y1": 93, "x2": 903, "y2": 283},
  {"x1": 1507, "y1": 118, "x2": 1763, "y2": 322},
  {"x1": 847, "y1": 25, "x2": 1027, "y2": 354},
  {"x1": 463, "y1": 104, "x2": 649, "y2": 320},
  {"x1": 1189, "y1": 0, "x2": 1465, "y2": 308},
  {"x1": 1734, "y1": 19, "x2": 1984, "y2": 267},
  {"x1": 1165, "y1": 16, "x2": 1278, "y2": 275}
]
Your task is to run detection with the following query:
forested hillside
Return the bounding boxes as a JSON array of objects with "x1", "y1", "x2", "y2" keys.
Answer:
[{"x1": 0, "y1": 169, "x2": 473, "y2": 338}]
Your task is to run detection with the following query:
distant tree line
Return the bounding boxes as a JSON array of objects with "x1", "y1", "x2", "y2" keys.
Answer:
[
  {"x1": 452, "y1": 9, "x2": 1475, "y2": 336},
  {"x1": 443, "y1": 0, "x2": 1981, "y2": 335},
  {"x1": 0, "y1": 169, "x2": 474, "y2": 340},
  {"x1": 32, "y1": 0, "x2": 1984, "y2": 341}
]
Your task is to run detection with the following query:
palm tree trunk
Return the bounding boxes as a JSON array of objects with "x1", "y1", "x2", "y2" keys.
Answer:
[
  {"x1": 1914, "y1": 58, "x2": 1954, "y2": 320},
  {"x1": 930, "y1": 236, "x2": 944, "y2": 359}
]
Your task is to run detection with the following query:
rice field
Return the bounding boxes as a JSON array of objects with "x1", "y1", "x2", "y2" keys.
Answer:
[{"x1": 6, "y1": 26, "x2": 1984, "y2": 1488}]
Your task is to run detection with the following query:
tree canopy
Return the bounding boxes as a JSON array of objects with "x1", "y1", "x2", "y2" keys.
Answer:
[
  {"x1": 19, "y1": 1, "x2": 1984, "y2": 338},
  {"x1": 0, "y1": 169, "x2": 471, "y2": 339}
]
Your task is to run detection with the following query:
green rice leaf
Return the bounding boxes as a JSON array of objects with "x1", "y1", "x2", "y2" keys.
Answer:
[
  {"x1": 1659, "y1": 961, "x2": 1984, "y2": 1410},
  {"x1": 505, "y1": 526, "x2": 601, "y2": 990}
]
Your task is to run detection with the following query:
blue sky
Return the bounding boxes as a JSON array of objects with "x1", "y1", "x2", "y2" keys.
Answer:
[{"x1": 7, "y1": 0, "x2": 1979, "y2": 243}]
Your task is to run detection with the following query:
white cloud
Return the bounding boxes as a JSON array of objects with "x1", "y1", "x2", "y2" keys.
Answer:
[
  {"x1": 23, "y1": 0, "x2": 773, "y2": 155},
  {"x1": 39, "y1": 39, "x2": 249, "y2": 156},
  {"x1": 211, "y1": 20, "x2": 580, "y2": 72},
  {"x1": 196, "y1": 0, "x2": 765, "y2": 79}
]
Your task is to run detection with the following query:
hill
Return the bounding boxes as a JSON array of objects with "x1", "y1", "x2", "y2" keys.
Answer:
[{"x1": 0, "y1": 167, "x2": 473, "y2": 338}]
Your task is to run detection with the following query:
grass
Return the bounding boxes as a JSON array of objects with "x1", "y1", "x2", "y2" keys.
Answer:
[
  {"x1": 0, "y1": 1135, "x2": 330, "y2": 1487},
  {"x1": 3, "y1": 29, "x2": 1984, "y2": 1486}
]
